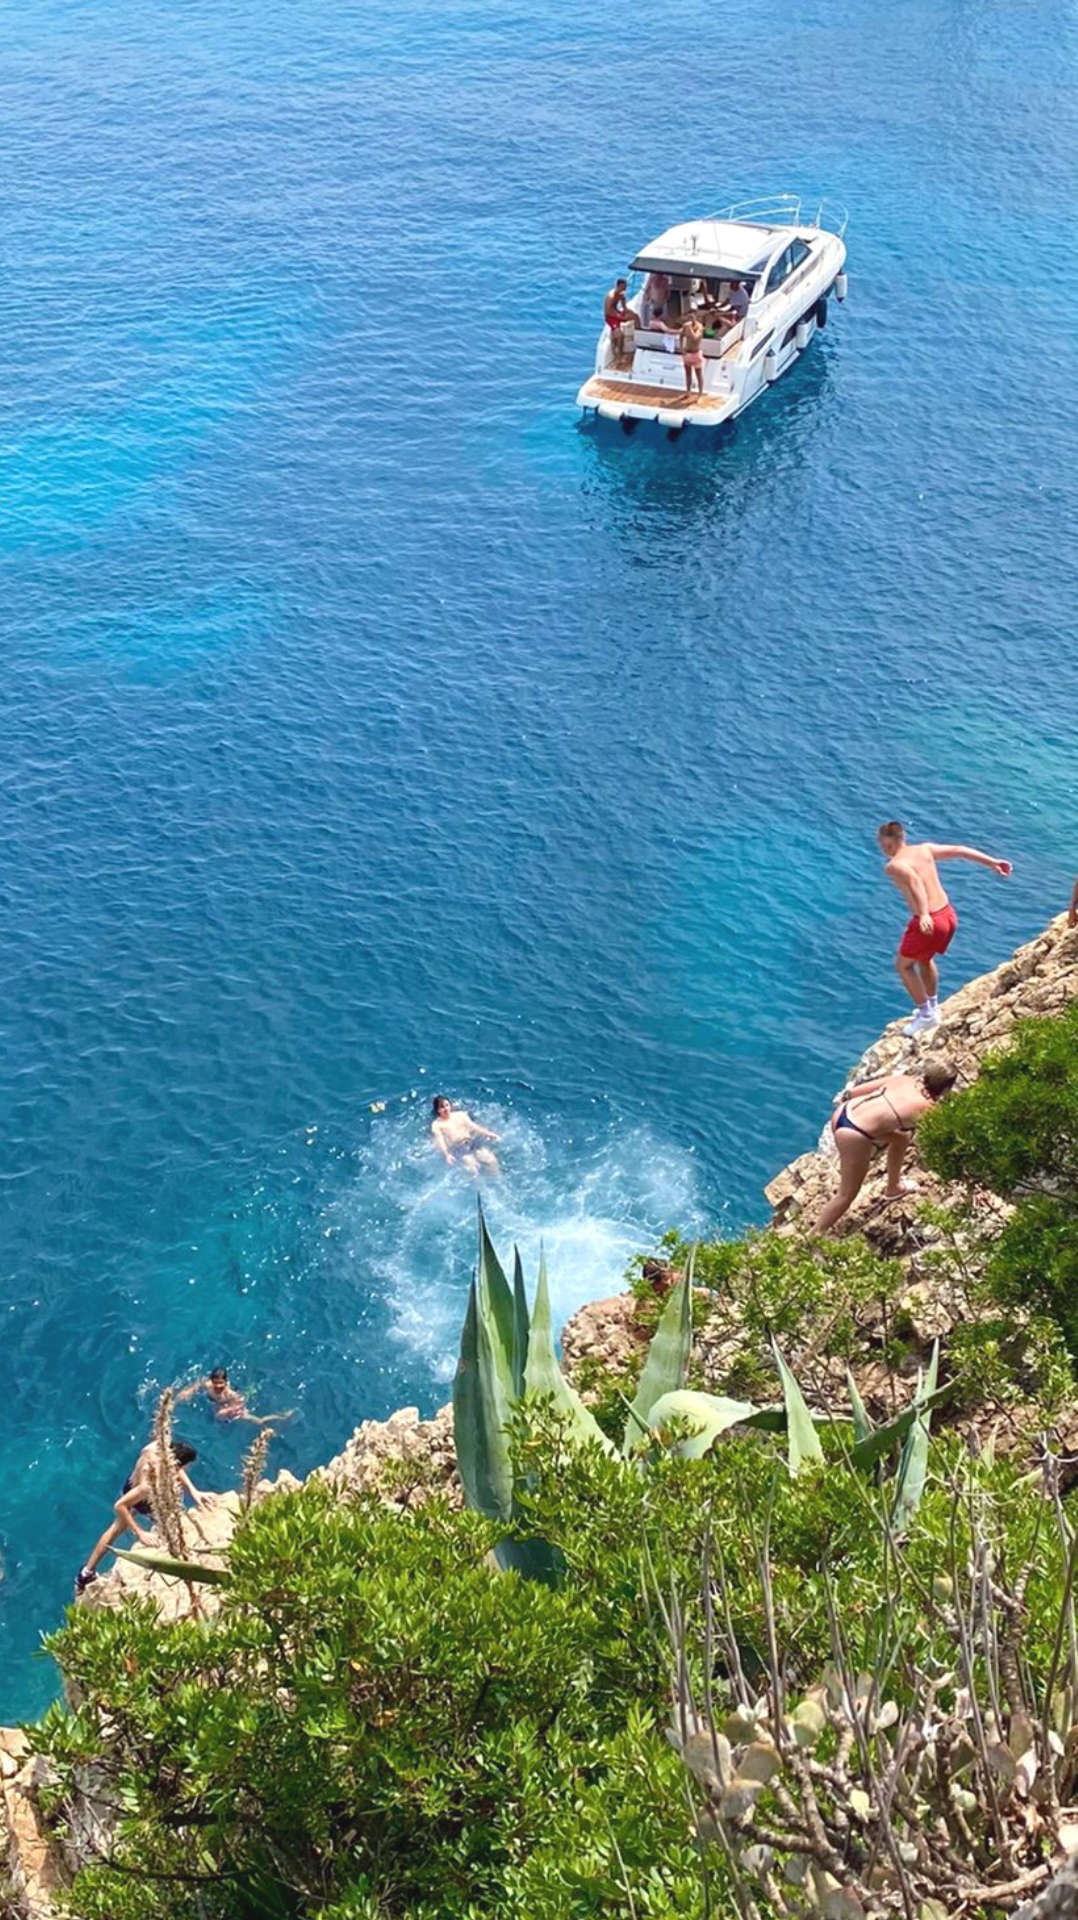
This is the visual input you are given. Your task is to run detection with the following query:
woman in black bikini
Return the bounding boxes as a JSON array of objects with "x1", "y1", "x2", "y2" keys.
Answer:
[{"x1": 816, "y1": 1058, "x2": 957, "y2": 1235}]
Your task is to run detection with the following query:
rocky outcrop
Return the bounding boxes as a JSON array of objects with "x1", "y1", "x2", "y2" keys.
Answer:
[
  {"x1": 320, "y1": 1404, "x2": 460, "y2": 1508},
  {"x1": 4, "y1": 917, "x2": 1077, "y2": 1918},
  {"x1": 765, "y1": 913, "x2": 1078, "y2": 1246},
  {"x1": 560, "y1": 1290, "x2": 646, "y2": 1386},
  {"x1": 0, "y1": 1732, "x2": 67, "y2": 1920}
]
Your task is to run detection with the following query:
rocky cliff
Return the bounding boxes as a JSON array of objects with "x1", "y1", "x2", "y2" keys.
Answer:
[{"x1": 4, "y1": 914, "x2": 1078, "y2": 1915}]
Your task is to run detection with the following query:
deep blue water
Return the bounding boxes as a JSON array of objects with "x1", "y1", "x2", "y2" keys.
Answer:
[{"x1": 0, "y1": 0, "x2": 1075, "y2": 1717}]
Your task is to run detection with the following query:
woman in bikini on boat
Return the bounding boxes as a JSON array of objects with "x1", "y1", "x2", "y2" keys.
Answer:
[{"x1": 815, "y1": 1057, "x2": 957, "y2": 1235}]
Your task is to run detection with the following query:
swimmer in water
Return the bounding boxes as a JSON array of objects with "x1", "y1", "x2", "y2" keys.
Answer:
[
  {"x1": 173, "y1": 1368, "x2": 294, "y2": 1425},
  {"x1": 75, "y1": 1439, "x2": 209, "y2": 1594},
  {"x1": 431, "y1": 1097, "x2": 501, "y2": 1178}
]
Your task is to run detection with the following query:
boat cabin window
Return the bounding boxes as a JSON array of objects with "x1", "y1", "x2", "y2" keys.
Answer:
[{"x1": 764, "y1": 238, "x2": 810, "y2": 295}]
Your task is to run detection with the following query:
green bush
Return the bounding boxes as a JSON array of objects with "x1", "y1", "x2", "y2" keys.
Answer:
[
  {"x1": 919, "y1": 1004, "x2": 1078, "y2": 1200},
  {"x1": 38, "y1": 1480, "x2": 702, "y2": 1920},
  {"x1": 640, "y1": 1228, "x2": 901, "y2": 1402},
  {"x1": 919, "y1": 1007, "x2": 1078, "y2": 1358},
  {"x1": 35, "y1": 1389, "x2": 1076, "y2": 1920},
  {"x1": 987, "y1": 1196, "x2": 1078, "y2": 1357}
]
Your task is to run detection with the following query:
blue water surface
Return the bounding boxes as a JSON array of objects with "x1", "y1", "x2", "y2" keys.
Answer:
[{"x1": 0, "y1": 0, "x2": 1075, "y2": 1717}]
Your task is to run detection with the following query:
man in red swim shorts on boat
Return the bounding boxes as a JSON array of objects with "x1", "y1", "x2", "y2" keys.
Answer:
[{"x1": 877, "y1": 821, "x2": 1012, "y2": 1036}]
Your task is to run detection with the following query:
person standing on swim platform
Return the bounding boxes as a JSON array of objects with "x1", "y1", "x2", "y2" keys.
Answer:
[{"x1": 877, "y1": 821, "x2": 1012, "y2": 1036}]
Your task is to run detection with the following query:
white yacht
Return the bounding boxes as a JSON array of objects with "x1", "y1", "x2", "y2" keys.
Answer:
[{"x1": 577, "y1": 196, "x2": 847, "y2": 433}]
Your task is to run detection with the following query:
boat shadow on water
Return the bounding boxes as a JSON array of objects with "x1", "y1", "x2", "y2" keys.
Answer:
[{"x1": 578, "y1": 339, "x2": 835, "y2": 513}]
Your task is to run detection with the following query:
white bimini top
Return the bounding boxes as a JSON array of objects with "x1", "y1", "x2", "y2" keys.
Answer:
[{"x1": 631, "y1": 218, "x2": 791, "y2": 284}]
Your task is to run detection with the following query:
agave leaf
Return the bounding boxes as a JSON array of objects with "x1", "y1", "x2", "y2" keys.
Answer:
[
  {"x1": 845, "y1": 1369, "x2": 873, "y2": 1447},
  {"x1": 453, "y1": 1271, "x2": 514, "y2": 1521},
  {"x1": 524, "y1": 1251, "x2": 614, "y2": 1455},
  {"x1": 494, "y1": 1536, "x2": 562, "y2": 1583},
  {"x1": 773, "y1": 1344, "x2": 824, "y2": 1475},
  {"x1": 477, "y1": 1204, "x2": 517, "y2": 1405},
  {"x1": 893, "y1": 1341, "x2": 939, "y2": 1532},
  {"x1": 850, "y1": 1381, "x2": 951, "y2": 1472},
  {"x1": 623, "y1": 1254, "x2": 694, "y2": 1456},
  {"x1": 113, "y1": 1548, "x2": 230, "y2": 1585},
  {"x1": 645, "y1": 1389, "x2": 758, "y2": 1459},
  {"x1": 739, "y1": 1404, "x2": 795, "y2": 1433},
  {"x1": 511, "y1": 1247, "x2": 530, "y2": 1399}
]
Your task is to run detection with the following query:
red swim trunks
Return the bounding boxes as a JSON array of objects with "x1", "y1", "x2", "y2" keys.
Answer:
[{"x1": 899, "y1": 902, "x2": 958, "y2": 962}]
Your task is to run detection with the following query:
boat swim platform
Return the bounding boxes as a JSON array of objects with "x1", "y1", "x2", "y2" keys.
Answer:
[{"x1": 577, "y1": 376, "x2": 735, "y2": 428}]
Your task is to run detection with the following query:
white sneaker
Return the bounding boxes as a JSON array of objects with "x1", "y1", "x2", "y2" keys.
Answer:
[{"x1": 904, "y1": 1005, "x2": 941, "y2": 1037}]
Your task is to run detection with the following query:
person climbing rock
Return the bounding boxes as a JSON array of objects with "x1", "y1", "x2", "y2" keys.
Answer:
[
  {"x1": 815, "y1": 1058, "x2": 958, "y2": 1235},
  {"x1": 877, "y1": 822, "x2": 1012, "y2": 1035},
  {"x1": 74, "y1": 1439, "x2": 209, "y2": 1595}
]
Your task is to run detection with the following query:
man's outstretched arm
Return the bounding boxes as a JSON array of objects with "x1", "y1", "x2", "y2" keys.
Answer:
[{"x1": 930, "y1": 844, "x2": 1012, "y2": 876}]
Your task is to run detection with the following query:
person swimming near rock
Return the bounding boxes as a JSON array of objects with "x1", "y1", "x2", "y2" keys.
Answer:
[
  {"x1": 430, "y1": 1097, "x2": 500, "y2": 1178},
  {"x1": 815, "y1": 1058, "x2": 958, "y2": 1235},
  {"x1": 75, "y1": 1439, "x2": 209, "y2": 1595},
  {"x1": 174, "y1": 1368, "x2": 293, "y2": 1425},
  {"x1": 877, "y1": 822, "x2": 1012, "y2": 1036}
]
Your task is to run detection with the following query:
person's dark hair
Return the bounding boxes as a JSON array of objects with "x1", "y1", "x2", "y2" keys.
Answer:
[
  {"x1": 170, "y1": 1442, "x2": 197, "y2": 1467},
  {"x1": 922, "y1": 1057, "x2": 958, "y2": 1100},
  {"x1": 615, "y1": 276, "x2": 627, "y2": 288},
  {"x1": 877, "y1": 820, "x2": 905, "y2": 843},
  {"x1": 432, "y1": 1095, "x2": 449, "y2": 1115},
  {"x1": 209, "y1": 1368, "x2": 228, "y2": 1385}
]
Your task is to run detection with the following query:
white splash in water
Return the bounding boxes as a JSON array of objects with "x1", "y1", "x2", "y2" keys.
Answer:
[{"x1": 327, "y1": 1102, "x2": 711, "y2": 1384}]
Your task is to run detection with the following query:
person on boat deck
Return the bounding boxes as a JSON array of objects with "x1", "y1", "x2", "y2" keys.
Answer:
[
  {"x1": 431, "y1": 1097, "x2": 500, "y2": 1179},
  {"x1": 604, "y1": 279, "x2": 629, "y2": 330},
  {"x1": 641, "y1": 270, "x2": 670, "y2": 326},
  {"x1": 75, "y1": 1439, "x2": 210, "y2": 1595},
  {"x1": 878, "y1": 821, "x2": 1012, "y2": 1036},
  {"x1": 816, "y1": 1058, "x2": 958, "y2": 1235},
  {"x1": 680, "y1": 315, "x2": 705, "y2": 395},
  {"x1": 716, "y1": 279, "x2": 749, "y2": 328}
]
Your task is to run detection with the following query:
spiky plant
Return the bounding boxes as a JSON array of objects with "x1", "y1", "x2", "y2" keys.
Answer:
[
  {"x1": 147, "y1": 1388, "x2": 186, "y2": 1559},
  {"x1": 240, "y1": 1427, "x2": 273, "y2": 1512},
  {"x1": 663, "y1": 1450, "x2": 1077, "y2": 1919}
]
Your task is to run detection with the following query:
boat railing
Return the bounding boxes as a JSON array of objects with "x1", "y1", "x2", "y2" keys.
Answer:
[
  {"x1": 810, "y1": 197, "x2": 849, "y2": 237},
  {"x1": 708, "y1": 193, "x2": 848, "y2": 236},
  {"x1": 709, "y1": 193, "x2": 802, "y2": 226}
]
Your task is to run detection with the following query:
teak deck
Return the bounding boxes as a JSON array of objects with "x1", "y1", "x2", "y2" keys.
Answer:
[{"x1": 582, "y1": 378, "x2": 732, "y2": 413}]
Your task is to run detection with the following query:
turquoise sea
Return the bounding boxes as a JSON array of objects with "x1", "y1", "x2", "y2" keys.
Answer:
[{"x1": 1, "y1": 0, "x2": 1076, "y2": 1716}]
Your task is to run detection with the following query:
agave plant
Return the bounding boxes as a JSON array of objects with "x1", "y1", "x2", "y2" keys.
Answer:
[
  {"x1": 452, "y1": 1211, "x2": 701, "y2": 1571},
  {"x1": 452, "y1": 1213, "x2": 950, "y2": 1575},
  {"x1": 645, "y1": 1338, "x2": 948, "y2": 1523}
]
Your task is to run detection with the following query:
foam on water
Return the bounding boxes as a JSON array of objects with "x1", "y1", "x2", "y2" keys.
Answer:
[{"x1": 313, "y1": 1099, "x2": 708, "y2": 1384}]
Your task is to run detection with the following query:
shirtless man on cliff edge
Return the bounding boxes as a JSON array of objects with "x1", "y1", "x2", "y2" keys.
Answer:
[{"x1": 878, "y1": 821, "x2": 1012, "y2": 1036}]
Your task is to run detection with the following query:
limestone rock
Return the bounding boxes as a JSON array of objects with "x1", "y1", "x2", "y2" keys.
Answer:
[
  {"x1": 0, "y1": 1748, "x2": 67, "y2": 1919},
  {"x1": 560, "y1": 1291, "x2": 645, "y2": 1386},
  {"x1": 320, "y1": 1403, "x2": 461, "y2": 1508}
]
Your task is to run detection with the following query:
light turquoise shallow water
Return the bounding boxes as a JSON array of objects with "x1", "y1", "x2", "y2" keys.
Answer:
[{"x1": 0, "y1": 0, "x2": 1075, "y2": 1716}]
